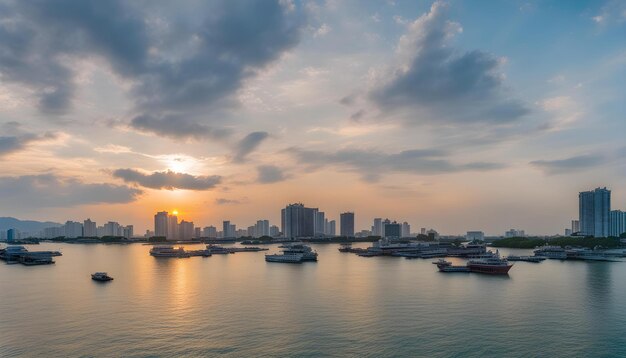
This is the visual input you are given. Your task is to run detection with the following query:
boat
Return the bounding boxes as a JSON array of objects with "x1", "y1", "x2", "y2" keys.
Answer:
[
  {"x1": 187, "y1": 249, "x2": 212, "y2": 257},
  {"x1": 19, "y1": 254, "x2": 55, "y2": 265},
  {"x1": 265, "y1": 253, "x2": 303, "y2": 263},
  {"x1": 281, "y1": 244, "x2": 318, "y2": 261},
  {"x1": 565, "y1": 248, "x2": 621, "y2": 262},
  {"x1": 506, "y1": 255, "x2": 546, "y2": 263},
  {"x1": 433, "y1": 259, "x2": 470, "y2": 272},
  {"x1": 229, "y1": 247, "x2": 269, "y2": 252},
  {"x1": 533, "y1": 245, "x2": 567, "y2": 259},
  {"x1": 467, "y1": 251, "x2": 513, "y2": 274},
  {"x1": 396, "y1": 248, "x2": 448, "y2": 259},
  {"x1": 206, "y1": 245, "x2": 234, "y2": 254},
  {"x1": 149, "y1": 245, "x2": 190, "y2": 258},
  {"x1": 446, "y1": 243, "x2": 487, "y2": 257},
  {"x1": 338, "y1": 243, "x2": 353, "y2": 252},
  {"x1": 91, "y1": 272, "x2": 114, "y2": 281}
]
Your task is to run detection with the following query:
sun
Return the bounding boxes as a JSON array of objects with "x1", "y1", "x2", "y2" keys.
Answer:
[{"x1": 172, "y1": 210, "x2": 179, "y2": 216}]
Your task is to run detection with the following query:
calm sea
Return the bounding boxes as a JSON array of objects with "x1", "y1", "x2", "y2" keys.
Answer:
[{"x1": 1, "y1": 242, "x2": 625, "y2": 357}]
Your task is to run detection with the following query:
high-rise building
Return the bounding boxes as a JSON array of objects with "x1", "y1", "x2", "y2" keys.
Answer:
[
  {"x1": 270, "y1": 225, "x2": 280, "y2": 237},
  {"x1": 83, "y1": 219, "x2": 97, "y2": 237},
  {"x1": 7, "y1": 228, "x2": 18, "y2": 242},
  {"x1": 609, "y1": 210, "x2": 626, "y2": 237},
  {"x1": 565, "y1": 229, "x2": 573, "y2": 236},
  {"x1": 340, "y1": 212, "x2": 355, "y2": 237},
  {"x1": 282, "y1": 203, "x2": 317, "y2": 238},
  {"x1": 505, "y1": 229, "x2": 525, "y2": 238},
  {"x1": 315, "y1": 211, "x2": 326, "y2": 236},
  {"x1": 64, "y1": 221, "x2": 83, "y2": 238},
  {"x1": 383, "y1": 221, "x2": 401, "y2": 238},
  {"x1": 168, "y1": 214, "x2": 179, "y2": 241},
  {"x1": 579, "y1": 187, "x2": 610, "y2": 237},
  {"x1": 154, "y1": 211, "x2": 168, "y2": 238},
  {"x1": 373, "y1": 218, "x2": 382, "y2": 236},
  {"x1": 203, "y1": 226, "x2": 217, "y2": 238},
  {"x1": 329, "y1": 220, "x2": 336, "y2": 236},
  {"x1": 103, "y1": 221, "x2": 121, "y2": 237},
  {"x1": 401, "y1": 222, "x2": 411, "y2": 237},
  {"x1": 255, "y1": 220, "x2": 270, "y2": 237},
  {"x1": 571, "y1": 220, "x2": 580, "y2": 233},
  {"x1": 179, "y1": 220, "x2": 194, "y2": 240},
  {"x1": 223, "y1": 221, "x2": 232, "y2": 238},
  {"x1": 123, "y1": 225, "x2": 133, "y2": 239}
]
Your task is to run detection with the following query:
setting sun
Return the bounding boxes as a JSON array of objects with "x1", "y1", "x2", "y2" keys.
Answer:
[{"x1": 172, "y1": 210, "x2": 179, "y2": 216}]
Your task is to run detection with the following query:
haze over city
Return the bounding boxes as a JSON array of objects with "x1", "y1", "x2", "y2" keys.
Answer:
[{"x1": 1, "y1": 0, "x2": 624, "y2": 236}]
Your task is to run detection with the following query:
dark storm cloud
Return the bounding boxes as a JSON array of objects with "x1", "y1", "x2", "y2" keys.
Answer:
[
  {"x1": 0, "y1": 0, "x2": 305, "y2": 136},
  {"x1": 232, "y1": 131, "x2": 270, "y2": 162},
  {"x1": 112, "y1": 169, "x2": 221, "y2": 190},
  {"x1": 530, "y1": 154, "x2": 606, "y2": 175},
  {"x1": 0, "y1": 174, "x2": 142, "y2": 208},
  {"x1": 289, "y1": 147, "x2": 504, "y2": 181},
  {"x1": 370, "y1": 1, "x2": 529, "y2": 124},
  {"x1": 256, "y1": 165, "x2": 287, "y2": 183}
]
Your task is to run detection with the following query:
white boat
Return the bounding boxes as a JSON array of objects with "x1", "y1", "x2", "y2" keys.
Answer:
[
  {"x1": 149, "y1": 245, "x2": 190, "y2": 258},
  {"x1": 281, "y1": 244, "x2": 318, "y2": 261},
  {"x1": 265, "y1": 253, "x2": 303, "y2": 263},
  {"x1": 533, "y1": 245, "x2": 567, "y2": 259}
]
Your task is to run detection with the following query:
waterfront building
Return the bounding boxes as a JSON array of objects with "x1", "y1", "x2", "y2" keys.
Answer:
[
  {"x1": 256, "y1": 220, "x2": 270, "y2": 237},
  {"x1": 83, "y1": 219, "x2": 97, "y2": 237},
  {"x1": 609, "y1": 210, "x2": 626, "y2": 237},
  {"x1": 154, "y1": 211, "x2": 168, "y2": 238},
  {"x1": 565, "y1": 228, "x2": 573, "y2": 236},
  {"x1": 340, "y1": 212, "x2": 355, "y2": 237},
  {"x1": 505, "y1": 229, "x2": 525, "y2": 238},
  {"x1": 270, "y1": 225, "x2": 280, "y2": 237},
  {"x1": 466, "y1": 231, "x2": 485, "y2": 241},
  {"x1": 194, "y1": 227, "x2": 201, "y2": 238},
  {"x1": 579, "y1": 187, "x2": 610, "y2": 237},
  {"x1": 571, "y1": 220, "x2": 580, "y2": 233},
  {"x1": 223, "y1": 221, "x2": 234, "y2": 238},
  {"x1": 329, "y1": 220, "x2": 336, "y2": 236},
  {"x1": 281, "y1": 203, "x2": 317, "y2": 238}
]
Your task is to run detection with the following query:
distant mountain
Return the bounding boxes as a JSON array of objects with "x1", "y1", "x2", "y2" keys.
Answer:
[{"x1": 0, "y1": 217, "x2": 62, "y2": 233}]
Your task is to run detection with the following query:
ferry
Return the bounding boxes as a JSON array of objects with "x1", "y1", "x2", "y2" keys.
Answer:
[
  {"x1": 91, "y1": 272, "x2": 114, "y2": 281},
  {"x1": 467, "y1": 251, "x2": 513, "y2": 274},
  {"x1": 265, "y1": 253, "x2": 303, "y2": 263},
  {"x1": 338, "y1": 243, "x2": 353, "y2": 252},
  {"x1": 149, "y1": 245, "x2": 190, "y2": 258},
  {"x1": 506, "y1": 255, "x2": 546, "y2": 263},
  {"x1": 533, "y1": 245, "x2": 567, "y2": 259},
  {"x1": 229, "y1": 247, "x2": 269, "y2": 252},
  {"x1": 19, "y1": 254, "x2": 55, "y2": 265},
  {"x1": 281, "y1": 243, "x2": 318, "y2": 261},
  {"x1": 446, "y1": 243, "x2": 487, "y2": 257},
  {"x1": 565, "y1": 248, "x2": 621, "y2": 262}
]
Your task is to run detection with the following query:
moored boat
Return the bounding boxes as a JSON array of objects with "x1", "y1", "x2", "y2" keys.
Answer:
[
  {"x1": 91, "y1": 272, "x2": 114, "y2": 281},
  {"x1": 149, "y1": 245, "x2": 190, "y2": 258},
  {"x1": 265, "y1": 253, "x2": 303, "y2": 263},
  {"x1": 467, "y1": 251, "x2": 513, "y2": 274}
]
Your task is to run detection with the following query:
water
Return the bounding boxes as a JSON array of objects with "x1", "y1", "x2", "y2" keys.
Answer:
[{"x1": 1, "y1": 243, "x2": 626, "y2": 357}]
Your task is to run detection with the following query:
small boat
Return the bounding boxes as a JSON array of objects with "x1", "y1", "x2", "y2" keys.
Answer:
[
  {"x1": 338, "y1": 243, "x2": 352, "y2": 252},
  {"x1": 149, "y1": 245, "x2": 191, "y2": 258},
  {"x1": 91, "y1": 272, "x2": 114, "y2": 281},
  {"x1": 433, "y1": 259, "x2": 469, "y2": 272}
]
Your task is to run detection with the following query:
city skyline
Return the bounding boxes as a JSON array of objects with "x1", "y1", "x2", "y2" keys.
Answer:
[{"x1": 0, "y1": 1, "x2": 625, "y2": 236}]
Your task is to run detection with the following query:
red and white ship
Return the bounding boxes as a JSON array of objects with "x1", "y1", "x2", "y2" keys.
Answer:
[{"x1": 466, "y1": 251, "x2": 513, "y2": 275}]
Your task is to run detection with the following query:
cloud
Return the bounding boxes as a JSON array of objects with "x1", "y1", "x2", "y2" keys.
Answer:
[
  {"x1": 0, "y1": 1, "x2": 305, "y2": 135},
  {"x1": 0, "y1": 174, "x2": 142, "y2": 208},
  {"x1": 289, "y1": 146, "x2": 504, "y2": 181},
  {"x1": 0, "y1": 131, "x2": 57, "y2": 158},
  {"x1": 232, "y1": 131, "x2": 270, "y2": 162},
  {"x1": 370, "y1": 1, "x2": 529, "y2": 124},
  {"x1": 112, "y1": 169, "x2": 221, "y2": 190},
  {"x1": 530, "y1": 154, "x2": 606, "y2": 175},
  {"x1": 215, "y1": 198, "x2": 244, "y2": 205},
  {"x1": 257, "y1": 165, "x2": 288, "y2": 183},
  {"x1": 130, "y1": 114, "x2": 232, "y2": 141}
]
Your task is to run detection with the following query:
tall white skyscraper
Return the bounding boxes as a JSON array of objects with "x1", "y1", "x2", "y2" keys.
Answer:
[
  {"x1": 579, "y1": 187, "x2": 610, "y2": 237},
  {"x1": 154, "y1": 211, "x2": 168, "y2": 238},
  {"x1": 83, "y1": 218, "x2": 97, "y2": 237},
  {"x1": 373, "y1": 218, "x2": 382, "y2": 236},
  {"x1": 168, "y1": 215, "x2": 179, "y2": 240}
]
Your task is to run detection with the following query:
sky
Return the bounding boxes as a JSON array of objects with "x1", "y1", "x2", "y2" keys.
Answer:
[{"x1": 0, "y1": 0, "x2": 624, "y2": 236}]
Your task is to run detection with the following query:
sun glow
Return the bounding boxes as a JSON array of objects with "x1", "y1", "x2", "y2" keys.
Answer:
[{"x1": 172, "y1": 210, "x2": 179, "y2": 216}]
